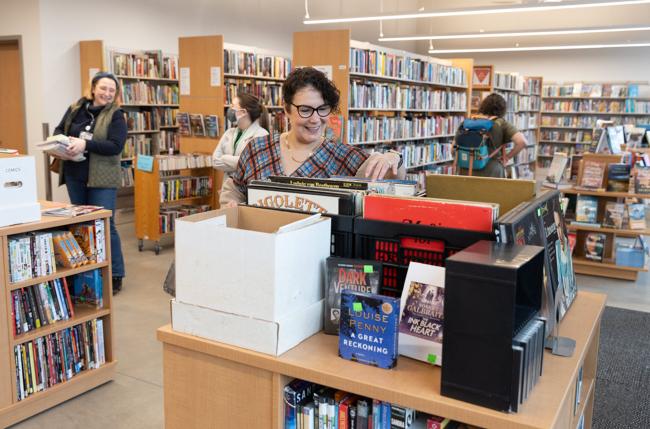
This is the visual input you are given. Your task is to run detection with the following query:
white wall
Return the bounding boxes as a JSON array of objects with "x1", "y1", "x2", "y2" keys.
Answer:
[{"x1": 1, "y1": 0, "x2": 44, "y2": 197}]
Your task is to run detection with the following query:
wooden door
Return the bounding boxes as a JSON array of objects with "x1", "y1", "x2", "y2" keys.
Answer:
[{"x1": 0, "y1": 40, "x2": 26, "y2": 153}]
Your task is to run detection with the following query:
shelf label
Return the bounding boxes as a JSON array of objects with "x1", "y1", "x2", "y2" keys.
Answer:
[
  {"x1": 136, "y1": 155, "x2": 154, "y2": 172},
  {"x1": 180, "y1": 67, "x2": 190, "y2": 95},
  {"x1": 210, "y1": 66, "x2": 221, "y2": 87}
]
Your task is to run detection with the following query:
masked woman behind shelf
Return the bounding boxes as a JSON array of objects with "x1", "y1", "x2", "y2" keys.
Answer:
[
  {"x1": 213, "y1": 93, "x2": 270, "y2": 188},
  {"x1": 219, "y1": 67, "x2": 405, "y2": 206},
  {"x1": 52, "y1": 71, "x2": 127, "y2": 295}
]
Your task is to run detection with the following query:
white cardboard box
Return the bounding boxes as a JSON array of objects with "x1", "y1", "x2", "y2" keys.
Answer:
[
  {"x1": 171, "y1": 298, "x2": 324, "y2": 356},
  {"x1": 0, "y1": 156, "x2": 40, "y2": 227},
  {"x1": 175, "y1": 205, "x2": 331, "y2": 322}
]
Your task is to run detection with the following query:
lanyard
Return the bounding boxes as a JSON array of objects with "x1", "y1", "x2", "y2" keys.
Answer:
[{"x1": 84, "y1": 102, "x2": 96, "y2": 132}]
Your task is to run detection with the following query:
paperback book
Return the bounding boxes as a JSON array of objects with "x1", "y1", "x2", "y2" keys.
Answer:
[
  {"x1": 628, "y1": 203, "x2": 646, "y2": 230},
  {"x1": 324, "y1": 257, "x2": 382, "y2": 335},
  {"x1": 176, "y1": 112, "x2": 191, "y2": 136},
  {"x1": 189, "y1": 113, "x2": 206, "y2": 137},
  {"x1": 338, "y1": 290, "x2": 400, "y2": 369},
  {"x1": 72, "y1": 269, "x2": 103, "y2": 308},
  {"x1": 606, "y1": 163, "x2": 631, "y2": 193},
  {"x1": 578, "y1": 161, "x2": 606, "y2": 190},
  {"x1": 635, "y1": 166, "x2": 650, "y2": 194},
  {"x1": 203, "y1": 115, "x2": 219, "y2": 138},
  {"x1": 575, "y1": 196, "x2": 599, "y2": 225},
  {"x1": 584, "y1": 233, "x2": 606, "y2": 262},
  {"x1": 398, "y1": 262, "x2": 445, "y2": 366},
  {"x1": 603, "y1": 202, "x2": 625, "y2": 229}
]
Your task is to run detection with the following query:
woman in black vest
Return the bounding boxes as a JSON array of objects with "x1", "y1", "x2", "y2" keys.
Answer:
[{"x1": 53, "y1": 71, "x2": 128, "y2": 294}]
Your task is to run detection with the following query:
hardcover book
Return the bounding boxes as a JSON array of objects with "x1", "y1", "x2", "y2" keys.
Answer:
[
  {"x1": 578, "y1": 161, "x2": 606, "y2": 190},
  {"x1": 606, "y1": 163, "x2": 631, "y2": 193},
  {"x1": 203, "y1": 115, "x2": 219, "y2": 139},
  {"x1": 189, "y1": 113, "x2": 206, "y2": 137},
  {"x1": 603, "y1": 202, "x2": 625, "y2": 229},
  {"x1": 324, "y1": 257, "x2": 382, "y2": 335},
  {"x1": 575, "y1": 195, "x2": 599, "y2": 224},
  {"x1": 606, "y1": 126, "x2": 625, "y2": 154},
  {"x1": 338, "y1": 290, "x2": 400, "y2": 369},
  {"x1": 628, "y1": 203, "x2": 646, "y2": 230},
  {"x1": 584, "y1": 233, "x2": 606, "y2": 262},
  {"x1": 635, "y1": 166, "x2": 650, "y2": 194},
  {"x1": 176, "y1": 112, "x2": 191, "y2": 136},
  {"x1": 398, "y1": 262, "x2": 445, "y2": 366}
]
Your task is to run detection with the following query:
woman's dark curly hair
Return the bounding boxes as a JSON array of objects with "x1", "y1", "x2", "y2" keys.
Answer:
[
  {"x1": 478, "y1": 93, "x2": 507, "y2": 118},
  {"x1": 282, "y1": 67, "x2": 340, "y2": 113}
]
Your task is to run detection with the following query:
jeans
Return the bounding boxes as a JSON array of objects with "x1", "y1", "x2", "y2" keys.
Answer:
[{"x1": 65, "y1": 179, "x2": 125, "y2": 278}]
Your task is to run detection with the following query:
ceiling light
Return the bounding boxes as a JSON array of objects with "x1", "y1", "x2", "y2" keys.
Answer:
[
  {"x1": 379, "y1": 25, "x2": 650, "y2": 42},
  {"x1": 304, "y1": 0, "x2": 650, "y2": 25},
  {"x1": 428, "y1": 42, "x2": 650, "y2": 54}
]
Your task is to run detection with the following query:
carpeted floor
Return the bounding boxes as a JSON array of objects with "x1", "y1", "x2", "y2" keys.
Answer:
[{"x1": 594, "y1": 306, "x2": 650, "y2": 429}]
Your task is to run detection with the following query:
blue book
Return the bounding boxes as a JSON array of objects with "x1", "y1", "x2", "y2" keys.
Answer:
[
  {"x1": 283, "y1": 379, "x2": 315, "y2": 429},
  {"x1": 72, "y1": 269, "x2": 103, "y2": 308},
  {"x1": 338, "y1": 290, "x2": 400, "y2": 369}
]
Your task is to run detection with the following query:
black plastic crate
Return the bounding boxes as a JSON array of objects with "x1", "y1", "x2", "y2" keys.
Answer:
[{"x1": 354, "y1": 218, "x2": 494, "y2": 296}]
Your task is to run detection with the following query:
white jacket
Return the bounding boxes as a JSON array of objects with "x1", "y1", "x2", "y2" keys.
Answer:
[{"x1": 212, "y1": 120, "x2": 269, "y2": 173}]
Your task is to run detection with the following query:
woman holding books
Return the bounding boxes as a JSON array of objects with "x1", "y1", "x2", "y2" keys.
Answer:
[
  {"x1": 220, "y1": 67, "x2": 405, "y2": 205},
  {"x1": 458, "y1": 93, "x2": 528, "y2": 178},
  {"x1": 53, "y1": 71, "x2": 127, "y2": 294},
  {"x1": 212, "y1": 92, "x2": 270, "y2": 181}
]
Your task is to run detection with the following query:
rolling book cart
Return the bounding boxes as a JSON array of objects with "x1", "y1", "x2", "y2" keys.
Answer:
[{"x1": 0, "y1": 202, "x2": 116, "y2": 427}]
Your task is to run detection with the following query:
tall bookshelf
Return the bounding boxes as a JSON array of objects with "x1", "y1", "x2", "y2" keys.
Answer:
[
  {"x1": 0, "y1": 204, "x2": 115, "y2": 427},
  {"x1": 223, "y1": 42, "x2": 292, "y2": 138},
  {"x1": 78, "y1": 40, "x2": 180, "y2": 207},
  {"x1": 294, "y1": 30, "x2": 473, "y2": 189},
  {"x1": 539, "y1": 81, "x2": 650, "y2": 170}
]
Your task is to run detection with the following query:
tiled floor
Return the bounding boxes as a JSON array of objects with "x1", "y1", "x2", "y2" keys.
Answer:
[{"x1": 9, "y1": 216, "x2": 650, "y2": 428}]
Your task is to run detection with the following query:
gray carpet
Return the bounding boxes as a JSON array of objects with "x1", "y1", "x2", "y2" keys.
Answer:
[{"x1": 594, "y1": 306, "x2": 650, "y2": 429}]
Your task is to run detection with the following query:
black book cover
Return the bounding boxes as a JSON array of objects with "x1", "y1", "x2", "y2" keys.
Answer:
[
  {"x1": 30, "y1": 285, "x2": 47, "y2": 327},
  {"x1": 21, "y1": 289, "x2": 34, "y2": 331},
  {"x1": 324, "y1": 257, "x2": 382, "y2": 335}
]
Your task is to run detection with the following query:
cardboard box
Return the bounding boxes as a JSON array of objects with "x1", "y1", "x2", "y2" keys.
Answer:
[
  {"x1": 175, "y1": 205, "x2": 331, "y2": 322},
  {"x1": 171, "y1": 299, "x2": 324, "y2": 356},
  {"x1": 0, "y1": 155, "x2": 40, "y2": 227}
]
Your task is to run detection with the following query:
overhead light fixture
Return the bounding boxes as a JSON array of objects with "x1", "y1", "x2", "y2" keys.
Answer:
[
  {"x1": 427, "y1": 42, "x2": 650, "y2": 54},
  {"x1": 379, "y1": 25, "x2": 650, "y2": 42},
  {"x1": 304, "y1": 0, "x2": 650, "y2": 25}
]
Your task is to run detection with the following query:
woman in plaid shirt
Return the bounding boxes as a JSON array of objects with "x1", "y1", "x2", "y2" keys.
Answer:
[{"x1": 220, "y1": 67, "x2": 405, "y2": 206}]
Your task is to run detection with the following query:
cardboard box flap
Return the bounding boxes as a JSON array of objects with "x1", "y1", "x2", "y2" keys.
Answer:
[{"x1": 276, "y1": 213, "x2": 323, "y2": 234}]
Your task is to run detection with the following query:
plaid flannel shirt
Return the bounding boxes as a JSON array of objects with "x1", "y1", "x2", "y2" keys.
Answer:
[{"x1": 232, "y1": 134, "x2": 369, "y2": 198}]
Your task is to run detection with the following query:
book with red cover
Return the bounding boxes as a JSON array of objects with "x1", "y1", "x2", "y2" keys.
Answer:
[{"x1": 363, "y1": 194, "x2": 498, "y2": 233}]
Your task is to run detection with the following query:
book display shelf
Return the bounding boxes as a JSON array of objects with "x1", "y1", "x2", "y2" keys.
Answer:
[
  {"x1": 0, "y1": 202, "x2": 116, "y2": 427},
  {"x1": 563, "y1": 153, "x2": 649, "y2": 281},
  {"x1": 293, "y1": 30, "x2": 473, "y2": 188},
  {"x1": 157, "y1": 291, "x2": 605, "y2": 428},
  {"x1": 539, "y1": 81, "x2": 650, "y2": 169},
  {"x1": 471, "y1": 66, "x2": 541, "y2": 180},
  {"x1": 223, "y1": 42, "x2": 292, "y2": 138},
  {"x1": 134, "y1": 36, "x2": 222, "y2": 254},
  {"x1": 79, "y1": 40, "x2": 180, "y2": 199}
]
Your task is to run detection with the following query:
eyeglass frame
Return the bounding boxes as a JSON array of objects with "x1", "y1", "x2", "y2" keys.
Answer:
[{"x1": 290, "y1": 103, "x2": 333, "y2": 118}]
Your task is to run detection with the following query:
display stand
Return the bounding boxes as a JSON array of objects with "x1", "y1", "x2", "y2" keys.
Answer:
[
  {"x1": 0, "y1": 202, "x2": 116, "y2": 427},
  {"x1": 157, "y1": 291, "x2": 604, "y2": 429}
]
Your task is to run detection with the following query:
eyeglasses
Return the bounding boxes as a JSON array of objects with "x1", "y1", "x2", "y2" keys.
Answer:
[{"x1": 291, "y1": 103, "x2": 332, "y2": 118}]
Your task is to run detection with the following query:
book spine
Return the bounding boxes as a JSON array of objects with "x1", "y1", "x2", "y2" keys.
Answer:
[{"x1": 62, "y1": 277, "x2": 76, "y2": 317}]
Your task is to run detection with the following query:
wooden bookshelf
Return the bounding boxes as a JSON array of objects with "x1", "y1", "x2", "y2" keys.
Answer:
[
  {"x1": 157, "y1": 291, "x2": 605, "y2": 428},
  {"x1": 294, "y1": 30, "x2": 471, "y2": 184},
  {"x1": 538, "y1": 81, "x2": 650, "y2": 169},
  {"x1": 0, "y1": 204, "x2": 115, "y2": 427}
]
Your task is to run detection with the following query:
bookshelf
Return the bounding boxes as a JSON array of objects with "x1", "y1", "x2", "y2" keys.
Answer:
[
  {"x1": 563, "y1": 153, "x2": 649, "y2": 281},
  {"x1": 78, "y1": 40, "x2": 180, "y2": 204},
  {"x1": 223, "y1": 42, "x2": 292, "y2": 138},
  {"x1": 293, "y1": 30, "x2": 472, "y2": 187},
  {"x1": 539, "y1": 81, "x2": 650, "y2": 170},
  {"x1": 157, "y1": 291, "x2": 605, "y2": 428},
  {"x1": 0, "y1": 203, "x2": 116, "y2": 427}
]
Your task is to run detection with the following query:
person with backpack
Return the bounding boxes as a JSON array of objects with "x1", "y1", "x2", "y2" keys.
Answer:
[{"x1": 454, "y1": 93, "x2": 528, "y2": 178}]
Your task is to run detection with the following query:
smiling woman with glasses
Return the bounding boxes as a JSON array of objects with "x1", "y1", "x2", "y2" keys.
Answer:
[{"x1": 220, "y1": 67, "x2": 405, "y2": 206}]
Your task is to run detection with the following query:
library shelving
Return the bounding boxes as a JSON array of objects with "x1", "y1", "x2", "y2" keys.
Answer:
[
  {"x1": 134, "y1": 154, "x2": 213, "y2": 254},
  {"x1": 79, "y1": 40, "x2": 180, "y2": 209},
  {"x1": 223, "y1": 42, "x2": 292, "y2": 138},
  {"x1": 157, "y1": 290, "x2": 605, "y2": 428},
  {"x1": 293, "y1": 30, "x2": 472, "y2": 187},
  {"x1": 538, "y1": 81, "x2": 650, "y2": 169},
  {"x1": 563, "y1": 153, "x2": 649, "y2": 281},
  {"x1": 0, "y1": 202, "x2": 115, "y2": 427}
]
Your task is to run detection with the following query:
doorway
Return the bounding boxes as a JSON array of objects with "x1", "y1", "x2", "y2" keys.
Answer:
[{"x1": 0, "y1": 38, "x2": 26, "y2": 153}]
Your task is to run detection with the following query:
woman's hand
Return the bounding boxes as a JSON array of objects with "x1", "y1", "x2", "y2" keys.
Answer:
[
  {"x1": 66, "y1": 137, "x2": 87, "y2": 157},
  {"x1": 364, "y1": 152, "x2": 401, "y2": 180}
]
